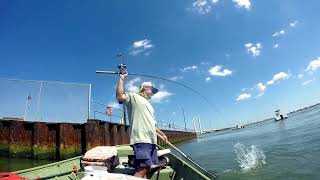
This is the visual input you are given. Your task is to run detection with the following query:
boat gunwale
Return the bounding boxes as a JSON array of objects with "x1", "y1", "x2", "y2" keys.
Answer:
[{"x1": 12, "y1": 144, "x2": 215, "y2": 180}]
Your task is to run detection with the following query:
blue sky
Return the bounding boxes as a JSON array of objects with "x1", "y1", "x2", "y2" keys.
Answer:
[{"x1": 1, "y1": 0, "x2": 320, "y2": 128}]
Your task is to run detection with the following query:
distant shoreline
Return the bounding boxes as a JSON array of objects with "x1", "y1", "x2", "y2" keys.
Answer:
[
  {"x1": 243, "y1": 102, "x2": 320, "y2": 128},
  {"x1": 288, "y1": 102, "x2": 320, "y2": 115},
  {"x1": 208, "y1": 102, "x2": 320, "y2": 133}
]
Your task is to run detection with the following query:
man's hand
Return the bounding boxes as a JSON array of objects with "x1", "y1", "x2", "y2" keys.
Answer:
[
  {"x1": 120, "y1": 70, "x2": 128, "y2": 81},
  {"x1": 156, "y1": 128, "x2": 168, "y2": 141},
  {"x1": 161, "y1": 134, "x2": 168, "y2": 141}
]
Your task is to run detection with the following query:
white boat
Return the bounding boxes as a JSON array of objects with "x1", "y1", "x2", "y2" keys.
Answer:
[{"x1": 275, "y1": 110, "x2": 288, "y2": 121}]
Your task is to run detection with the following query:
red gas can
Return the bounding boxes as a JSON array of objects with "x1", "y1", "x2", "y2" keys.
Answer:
[{"x1": 0, "y1": 172, "x2": 22, "y2": 180}]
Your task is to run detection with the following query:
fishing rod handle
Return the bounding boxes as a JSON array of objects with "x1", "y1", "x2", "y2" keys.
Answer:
[{"x1": 96, "y1": 70, "x2": 119, "y2": 74}]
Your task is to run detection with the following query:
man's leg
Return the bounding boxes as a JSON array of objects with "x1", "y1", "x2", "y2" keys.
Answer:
[{"x1": 133, "y1": 143, "x2": 154, "y2": 178}]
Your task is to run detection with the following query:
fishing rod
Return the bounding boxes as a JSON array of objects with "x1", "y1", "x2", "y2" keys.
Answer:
[
  {"x1": 96, "y1": 69, "x2": 214, "y2": 108},
  {"x1": 97, "y1": 53, "x2": 214, "y2": 106},
  {"x1": 97, "y1": 53, "x2": 221, "y2": 127}
]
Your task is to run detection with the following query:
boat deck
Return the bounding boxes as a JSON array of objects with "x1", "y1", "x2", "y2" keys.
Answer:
[{"x1": 13, "y1": 145, "x2": 215, "y2": 180}]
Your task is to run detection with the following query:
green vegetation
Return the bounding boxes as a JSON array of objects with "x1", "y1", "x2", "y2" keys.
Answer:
[
  {"x1": 33, "y1": 145, "x2": 56, "y2": 159},
  {"x1": 59, "y1": 146, "x2": 82, "y2": 160},
  {"x1": 9, "y1": 144, "x2": 32, "y2": 158}
]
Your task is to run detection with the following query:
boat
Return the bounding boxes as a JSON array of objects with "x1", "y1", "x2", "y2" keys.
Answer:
[
  {"x1": 12, "y1": 144, "x2": 216, "y2": 180},
  {"x1": 274, "y1": 110, "x2": 288, "y2": 121},
  {"x1": 232, "y1": 125, "x2": 245, "y2": 130}
]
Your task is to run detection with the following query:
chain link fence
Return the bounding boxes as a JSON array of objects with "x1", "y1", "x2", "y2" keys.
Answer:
[
  {"x1": 0, "y1": 78, "x2": 91, "y2": 123},
  {"x1": 92, "y1": 100, "x2": 126, "y2": 124},
  {"x1": 0, "y1": 78, "x2": 194, "y2": 131},
  {"x1": 92, "y1": 100, "x2": 193, "y2": 131},
  {"x1": 157, "y1": 120, "x2": 194, "y2": 132}
]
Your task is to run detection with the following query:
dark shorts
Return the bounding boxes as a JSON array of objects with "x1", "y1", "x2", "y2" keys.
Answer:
[{"x1": 132, "y1": 143, "x2": 159, "y2": 169}]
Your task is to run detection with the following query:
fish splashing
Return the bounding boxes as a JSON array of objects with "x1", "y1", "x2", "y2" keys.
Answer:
[{"x1": 234, "y1": 142, "x2": 266, "y2": 171}]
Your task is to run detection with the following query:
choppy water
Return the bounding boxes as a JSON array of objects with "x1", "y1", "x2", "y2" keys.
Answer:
[{"x1": 177, "y1": 105, "x2": 320, "y2": 180}]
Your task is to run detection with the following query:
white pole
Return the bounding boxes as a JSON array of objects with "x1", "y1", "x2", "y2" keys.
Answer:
[
  {"x1": 36, "y1": 81, "x2": 43, "y2": 120},
  {"x1": 197, "y1": 114, "x2": 202, "y2": 134},
  {"x1": 192, "y1": 116, "x2": 196, "y2": 132},
  {"x1": 23, "y1": 97, "x2": 28, "y2": 121},
  {"x1": 88, "y1": 84, "x2": 92, "y2": 120}
]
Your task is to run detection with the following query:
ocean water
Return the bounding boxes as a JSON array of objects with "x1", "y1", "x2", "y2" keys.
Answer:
[{"x1": 177, "y1": 105, "x2": 320, "y2": 180}]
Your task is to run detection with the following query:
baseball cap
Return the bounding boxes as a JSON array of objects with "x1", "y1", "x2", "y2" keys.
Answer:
[{"x1": 139, "y1": 82, "x2": 159, "y2": 94}]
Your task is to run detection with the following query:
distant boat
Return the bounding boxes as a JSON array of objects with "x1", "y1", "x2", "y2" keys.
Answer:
[
  {"x1": 274, "y1": 110, "x2": 288, "y2": 121},
  {"x1": 232, "y1": 125, "x2": 245, "y2": 130}
]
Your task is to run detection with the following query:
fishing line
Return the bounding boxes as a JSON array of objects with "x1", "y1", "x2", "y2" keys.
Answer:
[
  {"x1": 98, "y1": 53, "x2": 223, "y2": 128},
  {"x1": 96, "y1": 70, "x2": 211, "y2": 105}
]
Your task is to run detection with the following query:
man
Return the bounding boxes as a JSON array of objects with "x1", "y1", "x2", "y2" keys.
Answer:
[{"x1": 116, "y1": 70, "x2": 168, "y2": 178}]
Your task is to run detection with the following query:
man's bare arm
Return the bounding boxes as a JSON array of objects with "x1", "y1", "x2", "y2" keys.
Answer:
[
  {"x1": 156, "y1": 128, "x2": 168, "y2": 141},
  {"x1": 116, "y1": 71, "x2": 128, "y2": 102}
]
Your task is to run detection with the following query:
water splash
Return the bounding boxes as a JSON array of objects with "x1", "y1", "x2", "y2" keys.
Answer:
[{"x1": 234, "y1": 142, "x2": 266, "y2": 171}]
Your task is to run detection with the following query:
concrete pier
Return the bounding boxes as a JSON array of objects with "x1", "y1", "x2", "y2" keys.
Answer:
[{"x1": 0, "y1": 118, "x2": 196, "y2": 160}]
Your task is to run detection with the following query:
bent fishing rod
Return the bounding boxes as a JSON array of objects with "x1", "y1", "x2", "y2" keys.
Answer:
[{"x1": 96, "y1": 69, "x2": 215, "y2": 108}]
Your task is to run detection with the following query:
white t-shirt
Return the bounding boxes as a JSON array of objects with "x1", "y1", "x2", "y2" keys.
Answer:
[{"x1": 124, "y1": 92, "x2": 157, "y2": 145}]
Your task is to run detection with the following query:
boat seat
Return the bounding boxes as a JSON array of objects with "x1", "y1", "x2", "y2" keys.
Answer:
[{"x1": 157, "y1": 149, "x2": 171, "y2": 157}]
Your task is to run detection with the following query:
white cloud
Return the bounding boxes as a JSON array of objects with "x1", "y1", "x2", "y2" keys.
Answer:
[
  {"x1": 266, "y1": 72, "x2": 290, "y2": 85},
  {"x1": 273, "y1": 44, "x2": 279, "y2": 48},
  {"x1": 256, "y1": 43, "x2": 262, "y2": 49},
  {"x1": 133, "y1": 39, "x2": 153, "y2": 49},
  {"x1": 107, "y1": 102, "x2": 121, "y2": 109},
  {"x1": 192, "y1": 0, "x2": 219, "y2": 15},
  {"x1": 301, "y1": 79, "x2": 315, "y2": 86},
  {"x1": 151, "y1": 91, "x2": 172, "y2": 103},
  {"x1": 272, "y1": 30, "x2": 286, "y2": 37},
  {"x1": 236, "y1": 93, "x2": 251, "y2": 101},
  {"x1": 245, "y1": 43, "x2": 253, "y2": 48},
  {"x1": 200, "y1": 61, "x2": 210, "y2": 65},
  {"x1": 297, "y1": 74, "x2": 304, "y2": 79},
  {"x1": 233, "y1": 0, "x2": 251, "y2": 10},
  {"x1": 256, "y1": 92, "x2": 265, "y2": 98},
  {"x1": 169, "y1": 76, "x2": 183, "y2": 81},
  {"x1": 205, "y1": 77, "x2": 211, "y2": 82},
  {"x1": 180, "y1": 65, "x2": 198, "y2": 72},
  {"x1": 290, "y1": 20, "x2": 298, "y2": 27},
  {"x1": 238, "y1": 72, "x2": 290, "y2": 100},
  {"x1": 126, "y1": 77, "x2": 141, "y2": 92},
  {"x1": 130, "y1": 39, "x2": 154, "y2": 56},
  {"x1": 257, "y1": 82, "x2": 266, "y2": 92},
  {"x1": 208, "y1": 65, "x2": 232, "y2": 77},
  {"x1": 306, "y1": 57, "x2": 320, "y2": 72},
  {"x1": 245, "y1": 42, "x2": 262, "y2": 57},
  {"x1": 255, "y1": 82, "x2": 266, "y2": 98}
]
